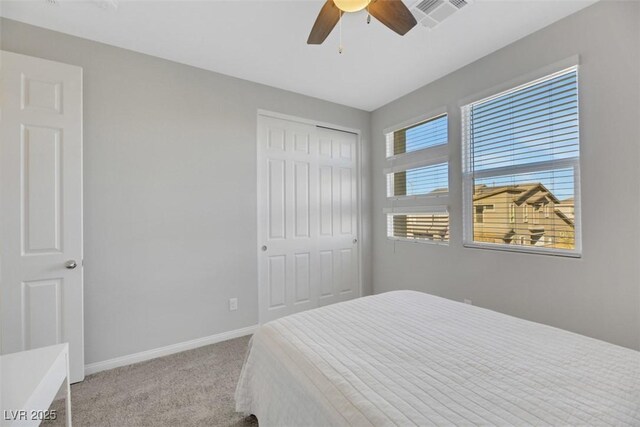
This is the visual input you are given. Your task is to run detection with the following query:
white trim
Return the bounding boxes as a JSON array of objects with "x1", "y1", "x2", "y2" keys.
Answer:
[
  {"x1": 464, "y1": 242, "x2": 581, "y2": 258},
  {"x1": 471, "y1": 158, "x2": 579, "y2": 180},
  {"x1": 84, "y1": 325, "x2": 258, "y2": 375},
  {"x1": 384, "y1": 111, "x2": 451, "y2": 218},
  {"x1": 460, "y1": 62, "x2": 582, "y2": 258},
  {"x1": 384, "y1": 111, "x2": 449, "y2": 162},
  {"x1": 382, "y1": 107, "x2": 448, "y2": 135},
  {"x1": 387, "y1": 236, "x2": 450, "y2": 246},
  {"x1": 384, "y1": 145, "x2": 449, "y2": 173},
  {"x1": 383, "y1": 205, "x2": 448, "y2": 214},
  {"x1": 257, "y1": 109, "x2": 361, "y2": 136},
  {"x1": 469, "y1": 65, "x2": 578, "y2": 108},
  {"x1": 387, "y1": 193, "x2": 449, "y2": 204},
  {"x1": 385, "y1": 206, "x2": 450, "y2": 245}
]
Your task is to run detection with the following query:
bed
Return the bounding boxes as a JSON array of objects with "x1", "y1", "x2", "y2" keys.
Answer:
[{"x1": 235, "y1": 291, "x2": 640, "y2": 426}]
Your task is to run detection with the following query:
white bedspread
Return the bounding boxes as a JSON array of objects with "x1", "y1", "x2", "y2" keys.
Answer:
[{"x1": 235, "y1": 291, "x2": 640, "y2": 426}]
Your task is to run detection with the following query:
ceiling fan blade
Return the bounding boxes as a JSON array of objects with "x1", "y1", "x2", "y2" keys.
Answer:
[
  {"x1": 307, "y1": 0, "x2": 342, "y2": 45},
  {"x1": 368, "y1": 0, "x2": 417, "y2": 36}
]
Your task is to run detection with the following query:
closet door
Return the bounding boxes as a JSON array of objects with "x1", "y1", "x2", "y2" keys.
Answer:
[{"x1": 257, "y1": 115, "x2": 359, "y2": 323}]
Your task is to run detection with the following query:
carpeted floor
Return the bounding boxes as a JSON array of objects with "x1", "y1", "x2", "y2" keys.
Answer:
[{"x1": 45, "y1": 336, "x2": 258, "y2": 427}]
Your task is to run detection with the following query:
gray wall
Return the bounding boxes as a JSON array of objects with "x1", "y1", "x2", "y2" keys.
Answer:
[
  {"x1": 0, "y1": 18, "x2": 372, "y2": 364},
  {"x1": 2, "y1": 0, "x2": 638, "y2": 366},
  {"x1": 371, "y1": 0, "x2": 640, "y2": 350}
]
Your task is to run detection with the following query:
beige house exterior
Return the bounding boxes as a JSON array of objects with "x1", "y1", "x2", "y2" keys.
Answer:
[
  {"x1": 391, "y1": 183, "x2": 574, "y2": 249},
  {"x1": 473, "y1": 183, "x2": 575, "y2": 249},
  {"x1": 393, "y1": 213, "x2": 449, "y2": 242}
]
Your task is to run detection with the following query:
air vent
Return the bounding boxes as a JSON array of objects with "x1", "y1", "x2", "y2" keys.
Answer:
[
  {"x1": 411, "y1": 0, "x2": 474, "y2": 31},
  {"x1": 450, "y1": 0, "x2": 468, "y2": 9},
  {"x1": 415, "y1": 0, "x2": 443, "y2": 15}
]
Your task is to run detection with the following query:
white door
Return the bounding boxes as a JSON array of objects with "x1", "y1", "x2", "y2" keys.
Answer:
[
  {"x1": 258, "y1": 115, "x2": 359, "y2": 323},
  {"x1": 0, "y1": 51, "x2": 84, "y2": 382}
]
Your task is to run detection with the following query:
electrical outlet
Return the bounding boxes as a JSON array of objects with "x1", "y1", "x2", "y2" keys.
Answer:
[
  {"x1": 229, "y1": 298, "x2": 238, "y2": 311},
  {"x1": 464, "y1": 299, "x2": 472, "y2": 305}
]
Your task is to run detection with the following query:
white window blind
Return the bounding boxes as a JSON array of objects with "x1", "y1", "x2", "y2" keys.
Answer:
[
  {"x1": 386, "y1": 114, "x2": 448, "y2": 157},
  {"x1": 462, "y1": 66, "x2": 581, "y2": 256},
  {"x1": 387, "y1": 162, "x2": 448, "y2": 197},
  {"x1": 387, "y1": 211, "x2": 449, "y2": 243},
  {"x1": 384, "y1": 112, "x2": 450, "y2": 243}
]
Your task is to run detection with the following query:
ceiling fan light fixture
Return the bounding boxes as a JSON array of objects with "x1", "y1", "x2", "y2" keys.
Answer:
[{"x1": 333, "y1": 0, "x2": 371, "y2": 13}]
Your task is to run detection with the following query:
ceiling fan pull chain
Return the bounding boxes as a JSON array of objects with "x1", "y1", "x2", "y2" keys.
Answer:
[
  {"x1": 366, "y1": 5, "x2": 371, "y2": 24},
  {"x1": 338, "y1": 12, "x2": 343, "y2": 54}
]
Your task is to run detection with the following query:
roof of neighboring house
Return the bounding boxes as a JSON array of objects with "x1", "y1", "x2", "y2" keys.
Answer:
[
  {"x1": 558, "y1": 197, "x2": 575, "y2": 205},
  {"x1": 531, "y1": 194, "x2": 553, "y2": 205},
  {"x1": 554, "y1": 208, "x2": 575, "y2": 227},
  {"x1": 472, "y1": 183, "x2": 561, "y2": 204},
  {"x1": 428, "y1": 187, "x2": 449, "y2": 196}
]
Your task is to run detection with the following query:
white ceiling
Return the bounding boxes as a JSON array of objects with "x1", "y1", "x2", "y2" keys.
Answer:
[{"x1": 0, "y1": 0, "x2": 597, "y2": 111}]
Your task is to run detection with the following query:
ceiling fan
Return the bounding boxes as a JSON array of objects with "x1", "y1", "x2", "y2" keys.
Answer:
[{"x1": 307, "y1": 0, "x2": 417, "y2": 45}]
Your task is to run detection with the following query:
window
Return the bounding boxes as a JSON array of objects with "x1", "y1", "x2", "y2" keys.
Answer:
[
  {"x1": 475, "y1": 206, "x2": 484, "y2": 224},
  {"x1": 386, "y1": 114, "x2": 448, "y2": 157},
  {"x1": 387, "y1": 163, "x2": 448, "y2": 197},
  {"x1": 462, "y1": 66, "x2": 581, "y2": 256},
  {"x1": 387, "y1": 210, "x2": 449, "y2": 242},
  {"x1": 474, "y1": 204, "x2": 494, "y2": 224},
  {"x1": 384, "y1": 113, "x2": 449, "y2": 243},
  {"x1": 533, "y1": 205, "x2": 542, "y2": 225}
]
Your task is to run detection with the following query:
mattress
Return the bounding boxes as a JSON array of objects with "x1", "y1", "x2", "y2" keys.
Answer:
[{"x1": 235, "y1": 291, "x2": 640, "y2": 426}]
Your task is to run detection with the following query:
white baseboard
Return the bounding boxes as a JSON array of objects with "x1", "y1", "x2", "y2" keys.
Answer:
[{"x1": 84, "y1": 324, "x2": 258, "y2": 376}]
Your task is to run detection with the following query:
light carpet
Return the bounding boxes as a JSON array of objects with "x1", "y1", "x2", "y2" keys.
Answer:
[{"x1": 45, "y1": 336, "x2": 257, "y2": 427}]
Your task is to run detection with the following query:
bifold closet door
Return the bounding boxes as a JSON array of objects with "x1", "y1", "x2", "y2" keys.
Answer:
[{"x1": 258, "y1": 116, "x2": 359, "y2": 323}]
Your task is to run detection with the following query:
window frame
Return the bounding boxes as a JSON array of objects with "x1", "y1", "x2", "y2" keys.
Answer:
[
  {"x1": 385, "y1": 159, "x2": 449, "y2": 201},
  {"x1": 461, "y1": 64, "x2": 582, "y2": 258},
  {"x1": 384, "y1": 206, "x2": 449, "y2": 246},
  {"x1": 384, "y1": 111, "x2": 449, "y2": 201},
  {"x1": 383, "y1": 108, "x2": 450, "y2": 245},
  {"x1": 384, "y1": 108, "x2": 448, "y2": 159}
]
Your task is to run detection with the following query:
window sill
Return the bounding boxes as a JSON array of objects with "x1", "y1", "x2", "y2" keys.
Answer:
[
  {"x1": 387, "y1": 237, "x2": 449, "y2": 246},
  {"x1": 463, "y1": 242, "x2": 581, "y2": 258},
  {"x1": 387, "y1": 193, "x2": 448, "y2": 202}
]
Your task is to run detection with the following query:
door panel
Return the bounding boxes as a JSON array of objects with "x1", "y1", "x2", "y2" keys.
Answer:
[
  {"x1": 267, "y1": 159, "x2": 286, "y2": 239},
  {"x1": 339, "y1": 167, "x2": 353, "y2": 234},
  {"x1": 294, "y1": 252, "x2": 311, "y2": 303},
  {"x1": 1, "y1": 51, "x2": 84, "y2": 382},
  {"x1": 319, "y1": 251, "x2": 333, "y2": 298},
  {"x1": 22, "y1": 125, "x2": 63, "y2": 254},
  {"x1": 267, "y1": 255, "x2": 286, "y2": 309},
  {"x1": 259, "y1": 116, "x2": 359, "y2": 322},
  {"x1": 23, "y1": 279, "x2": 63, "y2": 349},
  {"x1": 293, "y1": 162, "x2": 310, "y2": 238},
  {"x1": 319, "y1": 166, "x2": 333, "y2": 236}
]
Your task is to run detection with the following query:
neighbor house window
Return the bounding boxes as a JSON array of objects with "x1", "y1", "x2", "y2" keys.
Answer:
[
  {"x1": 462, "y1": 66, "x2": 581, "y2": 256},
  {"x1": 509, "y1": 203, "x2": 516, "y2": 224},
  {"x1": 385, "y1": 113, "x2": 449, "y2": 243}
]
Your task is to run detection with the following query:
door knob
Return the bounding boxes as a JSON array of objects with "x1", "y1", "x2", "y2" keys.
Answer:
[
  {"x1": 65, "y1": 260, "x2": 78, "y2": 269},
  {"x1": 353, "y1": 238, "x2": 358, "y2": 244},
  {"x1": 261, "y1": 245, "x2": 268, "y2": 252}
]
